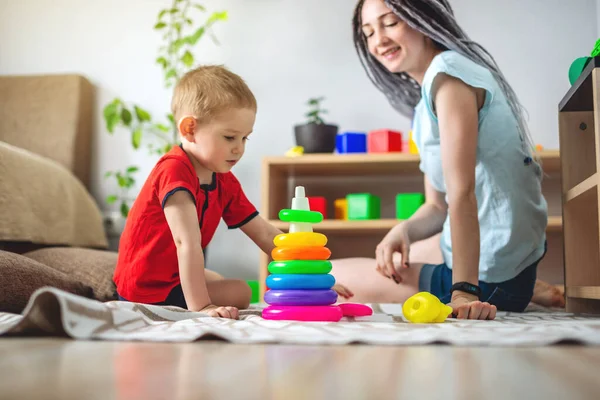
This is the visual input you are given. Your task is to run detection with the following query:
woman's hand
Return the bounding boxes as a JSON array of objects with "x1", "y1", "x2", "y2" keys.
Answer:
[
  {"x1": 375, "y1": 223, "x2": 411, "y2": 283},
  {"x1": 333, "y1": 283, "x2": 354, "y2": 299},
  {"x1": 448, "y1": 292, "x2": 496, "y2": 320}
]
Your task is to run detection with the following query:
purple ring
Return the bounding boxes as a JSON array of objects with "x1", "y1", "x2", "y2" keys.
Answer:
[{"x1": 264, "y1": 289, "x2": 338, "y2": 306}]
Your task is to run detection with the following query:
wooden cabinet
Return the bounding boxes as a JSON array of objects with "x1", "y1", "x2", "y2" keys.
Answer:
[
  {"x1": 260, "y1": 151, "x2": 564, "y2": 301},
  {"x1": 559, "y1": 56, "x2": 600, "y2": 313}
]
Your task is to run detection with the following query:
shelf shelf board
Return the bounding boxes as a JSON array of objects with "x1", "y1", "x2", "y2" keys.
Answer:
[
  {"x1": 271, "y1": 216, "x2": 563, "y2": 234},
  {"x1": 264, "y1": 151, "x2": 560, "y2": 177},
  {"x1": 559, "y1": 56, "x2": 600, "y2": 112},
  {"x1": 566, "y1": 286, "x2": 600, "y2": 300},
  {"x1": 565, "y1": 173, "x2": 598, "y2": 202}
]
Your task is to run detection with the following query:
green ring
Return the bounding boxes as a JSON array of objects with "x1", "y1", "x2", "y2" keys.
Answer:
[
  {"x1": 268, "y1": 260, "x2": 332, "y2": 274},
  {"x1": 278, "y1": 209, "x2": 323, "y2": 223}
]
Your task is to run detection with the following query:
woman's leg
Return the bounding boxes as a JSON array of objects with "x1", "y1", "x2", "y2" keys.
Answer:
[{"x1": 330, "y1": 257, "x2": 423, "y2": 304}]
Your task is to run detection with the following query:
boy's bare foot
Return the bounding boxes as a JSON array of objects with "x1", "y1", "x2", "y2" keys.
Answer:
[{"x1": 531, "y1": 279, "x2": 565, "y2": 308}]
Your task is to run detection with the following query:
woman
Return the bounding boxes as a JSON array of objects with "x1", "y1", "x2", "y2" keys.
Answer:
[{"x1": 335, "y1": 0, "x2": 564, "y2": 320}]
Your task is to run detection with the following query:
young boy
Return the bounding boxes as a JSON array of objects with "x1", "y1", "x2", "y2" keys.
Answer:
[{"x1": 113, "y1": 65, "x2": 352, "y2": 319}]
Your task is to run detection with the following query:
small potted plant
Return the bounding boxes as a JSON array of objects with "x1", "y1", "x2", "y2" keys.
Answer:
[{"x1": 294, "y1": 97, "x2": 338, "y2": 153}]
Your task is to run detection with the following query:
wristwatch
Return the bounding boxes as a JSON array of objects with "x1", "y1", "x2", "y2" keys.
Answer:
[{"x1": 450, "y1": 282, "x2": 482, "y2": 299}]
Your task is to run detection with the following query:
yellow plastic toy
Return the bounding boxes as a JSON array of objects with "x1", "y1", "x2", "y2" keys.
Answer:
[
  {"x1": 402, "y1": 292, "x2": 453, "y2": 323},
  {"x1": 408, "y1": 131, "x2": 419, "y2": 155},
  {"x1": 273, "y1": 232, "x2": 328, "y2": 248},
  {"x1": 285, "y1": 146, "x2": 304, "y2": 157}
]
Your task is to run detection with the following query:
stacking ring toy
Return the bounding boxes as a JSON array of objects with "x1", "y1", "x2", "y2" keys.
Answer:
[
  {"x1": 268, "y1": 260, "x2": 332, "y2": 274},
  {"x1": 338, "y1": 303, "x2": 373, "y2": 317},
  {"x1": 264, "y1": 289, "x2": 338, "y2": 306},
  {"x1": 271, "y1": 246, "x2": 331, "y2": 261},
  {"x1": 266, "y1": 274, "x2": 335, "y2": 290},
  {"x1": 278, "y1": 209, "x2": 323, "y2": 223},
  {"x1": 262, "y1": 305, "x2": 343, "y2": 322},
  {"x1": 273, "y1": 232, "x2": 327, "y2": 248}
]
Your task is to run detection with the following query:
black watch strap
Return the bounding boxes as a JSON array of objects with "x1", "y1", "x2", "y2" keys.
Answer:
[{"x1": 450, "y1": 282, "x2": 481, "y2": 299}]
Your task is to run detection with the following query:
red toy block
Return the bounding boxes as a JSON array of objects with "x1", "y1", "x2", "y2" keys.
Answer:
[
  {"x1": 368, "y1": 129, "x2": 403, "y2": 153},
  {"x1": 307, "y1": 196, "x2": 327, "y2": 219}
]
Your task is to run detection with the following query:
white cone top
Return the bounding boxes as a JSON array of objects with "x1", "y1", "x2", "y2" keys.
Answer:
[{"x1": 289, "y1": 186, "x2": 312, "y2": 233}]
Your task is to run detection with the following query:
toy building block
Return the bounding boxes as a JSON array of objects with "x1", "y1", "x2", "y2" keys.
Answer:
[
  {"x1": 334, "y1": 198, "x2": 348, "y2": 220},
  {"x1": 336, "y1": 132, "x2": 367, "y2": 153},
  {"x1": 247, "y1": 280, "x2": 260, "y2": 303},
  {"x1": 308, "y1": 196, "x2": 327, "y2": 219},
  {"x1": 368, "y1": 129, "x2": 403, "y2": 153},
  {"x1": 396, "y1": 193, "x2": 425, "y2": 219},
  {"x1": 408, "y1": 131, "x2": 419, "y2": 155},
  {"x1": 346, "y1": 193, "x2": 381, "y2": 220}
]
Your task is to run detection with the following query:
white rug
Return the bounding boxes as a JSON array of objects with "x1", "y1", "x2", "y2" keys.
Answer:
[{"x1": 1, "y1": 287, "x2": 599, "y2": 346}]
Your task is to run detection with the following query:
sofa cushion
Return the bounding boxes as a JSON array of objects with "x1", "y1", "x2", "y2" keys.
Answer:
[
  {"x1": 0, "y1": 250, "x2": 93, "y2": 314},
  {"x1": 23, "y1": 248, "x2": 118, "y2": 302}
]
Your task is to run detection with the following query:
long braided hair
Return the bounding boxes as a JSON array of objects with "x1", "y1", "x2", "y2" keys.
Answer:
[{"x1": 352, "y1": 0, "x2": 535, "y2": 155}]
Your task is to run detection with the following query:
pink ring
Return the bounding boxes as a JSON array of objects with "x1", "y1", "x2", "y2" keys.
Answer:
[
  {"x1": 338, "y1": 303, "x2": 373, "y2": 317},
  {"x1": 262, "y1": 305, "x2": 343, "y2": 322}
]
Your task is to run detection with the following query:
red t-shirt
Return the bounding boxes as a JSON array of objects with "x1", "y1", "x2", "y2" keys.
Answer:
[{"x1": 113, "y1": 145, "x2": 258, "y2": 303}]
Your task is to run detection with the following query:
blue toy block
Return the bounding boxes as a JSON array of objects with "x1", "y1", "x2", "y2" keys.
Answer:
[{"x1": 336, "y1": 132, "x2": 367, "y2": 153}]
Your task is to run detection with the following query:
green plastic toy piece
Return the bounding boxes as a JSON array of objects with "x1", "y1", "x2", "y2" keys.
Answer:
[
  {"x1": 278, "y1": 209, "x2": 323, "y2": 223},
  {"x1": 569, "y1": 57, "x2": 591, "y2": 85},
  {"x1": 396, "y1": 193, "x2": 425, "y2": 220},
  {"x1": 591, "y1": 38, "x2": 600, "y2": 57},
  {"x1": 247, "y1": 280, "x2": 259, "y2": 303},
  {"x1": 346, "y1": 193, "x2": 381, "y2": 220},
  {"x1": 268, "y1": 260, "x2": 333, "y2": 274}
]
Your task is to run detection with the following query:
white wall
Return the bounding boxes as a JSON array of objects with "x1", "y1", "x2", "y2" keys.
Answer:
[{"x1": 0, "y1": 0, "x2": 597, "y2": 279}]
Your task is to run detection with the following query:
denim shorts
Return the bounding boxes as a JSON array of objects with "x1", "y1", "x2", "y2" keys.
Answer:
[
  {"x1": 418, "y1": 248, "x2": 545, "y2": 312},
  {"x1": 117, "y1": 284, "x2": 188, "y2": 309}
]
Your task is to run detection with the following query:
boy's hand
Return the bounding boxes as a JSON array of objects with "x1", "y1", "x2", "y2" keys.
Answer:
[
  {"x1": 333, "y1": 283, "x2": 354, "y2": 299},
  {"x1": 200, "y1": 304, "x2": 239, "y2": 319}
]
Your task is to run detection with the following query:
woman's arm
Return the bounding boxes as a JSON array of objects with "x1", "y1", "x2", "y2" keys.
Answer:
[
  {"x1": 403, "y1": 176, "x2": 448, "y2": 243},
  {"x1": 433, "y1": 73, "x2": 480, "y2": 292}
]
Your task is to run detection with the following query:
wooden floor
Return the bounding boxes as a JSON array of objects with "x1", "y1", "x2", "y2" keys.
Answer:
[{"x1": 0, "y1": 339, "x2": 599, "y2": 400}]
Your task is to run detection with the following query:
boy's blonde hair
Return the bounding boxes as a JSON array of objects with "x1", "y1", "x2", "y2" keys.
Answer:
[{"x1": 171, "y1": 65, "x2": 257, "y2": 123}]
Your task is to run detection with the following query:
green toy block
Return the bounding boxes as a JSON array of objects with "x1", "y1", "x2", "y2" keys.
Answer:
[
  {"x1": 247, "y1": 280, "x2": 259, "y2": 303},
  {"x1": 396, "y1": 193, "x2": 425, "y2": 220},
  {"x1": 346, "y1": 193, "x2": 380, "y2": 220}
]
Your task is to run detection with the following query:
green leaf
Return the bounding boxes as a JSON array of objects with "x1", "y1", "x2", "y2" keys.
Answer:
[
  {"x1": 134, "y1": 106, "x2": 151, "y2": 122},
  {"x1": 193, "y1": 4, "x2": 206, "y2": 11},
  {"x1": 106, "y1": 195, "x2": 118, "y2": 204},
  {"x1": 156, "y1": 56, "x2": 168, "y2": 69},
  {"x1": 125, "y1": 177, "x2": 135, "y2": 188},
  {"x1": 117, "y1": 174, "x2": 127, "y2": 187},
  {"x1": 165, "y1": 68, "x2": 177, "y2": 80},
  {"x1": 186, "y1": 18, "x2": 193, "y2": 25},
  {"x1": 182, "y1": 50, "x2": 194, "y2": 67},
  {"x1": 154, "y1": 22, "x2": 167, "y2": 30},
  {"x1": 156, "y1": 123, "x2": 171, "y2": 132},
  {"x1": 121, "y1": 108, "x2": 132, "y2": 126},
  {"x1": 158, "y1": 9, "x2": 168, "y2": 20},
  {"x1": 104, "y1": 171, "x2": 113, "y2": 178},
  {"x1": 171, "y1": 38, "x2": 186, "y2": 53},
  {"x1": 126, "y1": 166, "x2": 139, "y2": 174},
  {"x1": 163, "y1": 144, "x2": 173, "y2": 154},
  {"x1": 106, "y1": 113, "x2": 120, "y2": 133},
  {"x1": 167, "y1": 114, "x2": 175, "y2": 125},
  {"x1": 207, "y1": 11, "x2": 228, "y2": 25},
  {"x1": 132, "y1": 127, "x2": 142, "y2": 149},
  {"x1": 169, "y1": 8, "x2": 179, "y2": 14},
  {"x1": 187, "y1": 27, "x2": 205, "y2": 45},
  {"x1": 173, "y1": 22, "x2": 182, "y2": 34},
  {"x1": 120, "y1": 202, "x2": 130, "y2": 218}
]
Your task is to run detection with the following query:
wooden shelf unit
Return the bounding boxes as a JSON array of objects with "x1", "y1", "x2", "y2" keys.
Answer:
[
  {"x1": 559, "y1": 56, "x2": 600, "y2": 313},
  {"x1": 260, "y1": 151, "x2": 564, "y2": 300}
]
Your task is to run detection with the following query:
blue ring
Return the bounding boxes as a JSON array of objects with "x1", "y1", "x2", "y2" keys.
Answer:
[{"x1": 267, "y1": 274, "x2": 335, "y2": 290}]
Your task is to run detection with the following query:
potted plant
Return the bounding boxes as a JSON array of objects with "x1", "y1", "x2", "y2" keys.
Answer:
[{"x1": 294, "y1": 97, "x2": 338, "y2": 153}]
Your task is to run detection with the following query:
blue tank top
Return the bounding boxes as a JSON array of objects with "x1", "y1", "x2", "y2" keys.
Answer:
[{"x1": 412, "y1": 50, "x2": 547, "y2": 283}]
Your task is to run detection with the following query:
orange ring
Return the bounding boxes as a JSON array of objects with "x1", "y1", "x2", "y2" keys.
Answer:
[{"x1": 272, "y1": 246, "x2": 331, "y2": 261}]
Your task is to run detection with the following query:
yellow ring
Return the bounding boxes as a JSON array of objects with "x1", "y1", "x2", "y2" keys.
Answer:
[{"x1": 273, "y1": 232, "x2": 327, "y2": 248}]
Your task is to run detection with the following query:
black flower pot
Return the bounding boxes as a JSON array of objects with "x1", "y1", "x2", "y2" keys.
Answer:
[{"x1": 294, "y1": 123, "x2": 339, "y2": 154}]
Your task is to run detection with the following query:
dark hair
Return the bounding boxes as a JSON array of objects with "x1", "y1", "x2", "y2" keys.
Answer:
[{"x1": 352, "y1": 0, "x2": 534, "y2": 154}]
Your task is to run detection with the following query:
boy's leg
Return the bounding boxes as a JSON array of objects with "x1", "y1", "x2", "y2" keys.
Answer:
[
  {"x1": 330, "y1": 257, "x2": 423, "y2": 304},
  {"x1": 206, "y1": 279, "x2": 252, "y2": 309}
]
